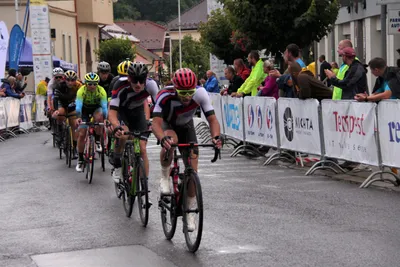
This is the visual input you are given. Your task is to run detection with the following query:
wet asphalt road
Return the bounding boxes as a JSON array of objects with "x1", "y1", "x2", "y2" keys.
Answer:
[{"x1": 1, "y1": 131, "x2": 400, "y2": 267}]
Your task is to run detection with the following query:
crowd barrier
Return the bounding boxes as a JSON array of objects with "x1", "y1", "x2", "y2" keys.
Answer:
[
  {"x1": 198, "y1": 94, "x2": 400, "y2": 189},
  {"x1": 0, "y1": 95, "x2": 48, "y2": 141}
]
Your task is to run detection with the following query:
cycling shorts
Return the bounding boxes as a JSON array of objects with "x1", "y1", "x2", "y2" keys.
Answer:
[{"x1": 79, "y1": 107, "x2": 103, "y2": 129}]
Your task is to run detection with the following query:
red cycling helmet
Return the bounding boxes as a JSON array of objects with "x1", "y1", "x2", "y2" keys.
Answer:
[{"x1": 172, "y1": 68, "x2": 197, "y2": 90}]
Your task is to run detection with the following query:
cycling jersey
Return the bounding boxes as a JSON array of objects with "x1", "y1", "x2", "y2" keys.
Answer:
[
  {"x1": 47, "y1": 77, "x2": 63, "y2": 97},
  {"x1": 153, "y1": 86, "x2": 214, "y2": 126},
  {"x1": 36, "y1": 80, "x2": 48, "y2": 96},
  {"x1": 75, "y1": 85, "x2": 108, "y2": 118},
  {"x1": 53, "y1": 81, "x2": 82, "y2": 109},
  {"x1": 110, "y1": 75, "x2": 122, "y2": 92},
  {"x1": 99, "y1": 73, "x2": 115, "y2": 98}
]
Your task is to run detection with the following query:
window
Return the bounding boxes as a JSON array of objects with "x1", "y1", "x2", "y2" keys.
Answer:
[
  {"x1": 62, "y1": 34, "x2": 66, "y2": 60},
  {"x1": 80, "y1": 36, "x2": 83, "y2": 63},
  {"x1": 94, "y1": 37, "x2": 97, "y2": 51},
  {"x1": 69, "y1": 35, "x2": 72, "y2": 63}
]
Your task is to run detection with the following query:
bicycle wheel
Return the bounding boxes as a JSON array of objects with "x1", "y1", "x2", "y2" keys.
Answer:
[
  {"x1": 100, "y1": 130, "x2": 105, "y2": 172},
  {"x1": 182, "y1": 172, "x2": 203, "y2": 253},
  {"x1": 68, "y1": 127, "x2": 73, "y2": 168},
  {"x1": 136, "y1": 158, "x2": 149, "y2": 227},
  {"x1": 65, "y1": 126, "x2": 70, "y2": 166},
  {"x1": 160, "y1": 174, "x2": 177, "y2": 240},
  {"x1": 88, "y1": 136, "x2": 95, "y2": 184},
  {"x1": 122, "y1": 156, "x2": 134, "y2": 217},
  {"x1": 59, "y1": 126, "x2": 64, "y2": 160}
]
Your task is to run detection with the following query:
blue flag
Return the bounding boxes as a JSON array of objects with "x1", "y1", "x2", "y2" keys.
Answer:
[{"x1": 8, "y1": 24, "x2": 25, "y2": 71}]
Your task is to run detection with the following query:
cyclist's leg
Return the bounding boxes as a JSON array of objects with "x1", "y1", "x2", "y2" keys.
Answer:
[
  {"x1": 67, "y1": 106, "x2": 78, "y2": 158},
  {"x1": 76, "y1": 114, "x2": 88, "y2": 172},
  {"x1": 112, "y1": 124, "x2": 129, "y2": 183},
  {"x1": 159, "y1": 122, "x2": 178, "y2": 194},
  {"x1": 93, "y1": 107, "x2": 104, "y2": 152}
]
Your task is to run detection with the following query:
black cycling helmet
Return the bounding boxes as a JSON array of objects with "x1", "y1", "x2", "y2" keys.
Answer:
[{"x1": 128, "y1": 62, "x2": 148, "y2": 78}]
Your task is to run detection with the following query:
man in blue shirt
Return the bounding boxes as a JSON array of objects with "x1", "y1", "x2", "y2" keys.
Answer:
[{"x1": 204, "y1": 70, "x2": 220, "y2": 93}]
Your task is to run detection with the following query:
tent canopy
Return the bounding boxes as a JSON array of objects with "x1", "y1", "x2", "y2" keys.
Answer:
[{"x1": 6, "y1": 37, "x2": 77, "y2": 71}]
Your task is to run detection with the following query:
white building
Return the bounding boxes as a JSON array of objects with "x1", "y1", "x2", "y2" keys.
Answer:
[{"x1": 317, "y1": 0, "x2": 400, "y2": 91}]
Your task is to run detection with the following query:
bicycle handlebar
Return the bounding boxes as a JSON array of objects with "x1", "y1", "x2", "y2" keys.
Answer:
[
  {"x1": 163, "y1": 143, "x2": 221, "y2": 163},
  {"x1": 122, "y1": 130, "x2": 153, "y2": 138},
  {"x1": 80, "y1": 122, "x2": 105, "y2": 126},
  {"x1": 57, "y1": 114, "x2": 76, "y2": 118}
]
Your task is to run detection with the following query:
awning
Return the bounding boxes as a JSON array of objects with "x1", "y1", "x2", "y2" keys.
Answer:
[{"x1": 6, "y1": 37, "x2": 78, "y2": 72}]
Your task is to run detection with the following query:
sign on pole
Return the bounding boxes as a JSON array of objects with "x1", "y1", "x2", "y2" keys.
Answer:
[{"x1": 388, "y1": 9, "x2": 400, "y2": 35}]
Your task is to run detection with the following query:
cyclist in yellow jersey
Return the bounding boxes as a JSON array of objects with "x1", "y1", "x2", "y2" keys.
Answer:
[
  {"x1": 36, "y1": 77, "x2": 50, "y2": 96},
  {"x1": 75, "y1": 72, "x2": 108, "y2": 172}
]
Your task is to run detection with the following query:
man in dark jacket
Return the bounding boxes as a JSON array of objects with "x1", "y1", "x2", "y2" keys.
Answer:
[
  {"x1": 290, "y1": 62, "x2": 332, "y2": 101},
  {"x1": 325, "y1": 47, "x2": 368, "y2": 99},
  {"x1": 319, "y1": 55, "x2": 332, "y2": 86},
  {"x1": 221, "y1": 66, "x2": 244, "y2": 95}
]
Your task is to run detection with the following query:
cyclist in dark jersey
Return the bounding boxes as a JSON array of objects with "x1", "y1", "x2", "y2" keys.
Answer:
[
  {"x1": 152, "y1": 68, "x2": 222, "y2": 232},
  {"x1": 97, "y1": 61, "x2": 114, "y2": 98}
]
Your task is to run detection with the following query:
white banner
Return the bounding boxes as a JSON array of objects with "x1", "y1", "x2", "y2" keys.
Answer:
[
  {"x1": 388, "y1": 10, "x2": 400, "y2": 35},
  {"x1": 209, "y1": 93, "x2": 224, "y2": 134},
  {"x1": 222, "y1": 96, "x2": 244, "y2": 140},
  {"x1": 244, "y1": 97, "x2": 278, "y2": 147},
  {"x1": 377, "y1": 100, "x2": 400, "y2": 168},
  {"x1": 0, "y1": 99, "x2": 6, "y2": 130},
  {"x1": 35, "y1": 95, "x2": 47, "y2": 122},
  {"x1": 278, "y1": 98, "x2": 321, "y2": 155},
  {"x1": 321, "y1": 100, "x2": 378, "y2": 166},
  {"x1": 0, "y1": 21, "x2": 9, "y2": 82},
  {"x1": 4, "y1": 98, "x2": 20, "y2": 128},
  {"x1": 19, "y1": 95, "x2": 33, "y2": 130},
  {"x1": 30, "y1": 4, "x2": 53, "y2": 89}
]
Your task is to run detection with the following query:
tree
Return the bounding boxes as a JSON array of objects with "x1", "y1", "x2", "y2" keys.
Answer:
[
  {"x1": 199, "y1": 9, "x2": 256, "y2": 65},
  {"x1": 95, "y1": 38, "x2": 136, "y2": 76},
  {"x1": 220, "y1": 0, "x2": 339, "y2": 54},
  {"x1": 113, "y1": 0, "x2": 141, "y2": 21},
  {"x1": 169, "y1": 35, "x2": 210, "y2": 79}
]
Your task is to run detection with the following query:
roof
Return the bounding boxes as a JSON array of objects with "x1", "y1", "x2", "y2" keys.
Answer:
[
  {"x1": 100, "y1": 24, "x2": 140, "y2": 42},
  {"x1": 116, "y1": 21, "x2": 167, "y2": 50},
  {"x1": 135, "y1": 54, "x2": 151, "y2": 65},
  {"x1": 136, "y1": 44, "x2": 162, "y2": 61},
  {"x1": 167, "y1": 0, "x2": 207, "y2": 31}
]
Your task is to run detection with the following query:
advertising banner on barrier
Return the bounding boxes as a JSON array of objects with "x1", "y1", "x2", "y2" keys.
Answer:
[
  {"x1": 35, "y1": 95, "x2": 47, "y2": 122},
  {"x1": 222, "y1": 96, "x2": 244, "y2": 140},
  {"x1": 0, "y1": 21, "x2": 10, "y2": 82},
  {"x1": 0, "y1": 100, "x2": 6, "y2": 130},
  {"x1": 278, "y1": 98, "x2": 321, "y2": 155},
  {"x1": 321, "y1": 100, "x2": 378, "y2": 165},
  {"x1": 244, "y1": 97, "x2": 278, "y2": 147},
  {"x1": 4, "y1": 98, "x2": 20, "y2": 128},
  {"x1": 377, "y1": 100, "x2": 400, "y2": 168},
  {"x1": 209, "y1": 93, "x2": 224, "y2": 134},
  {"x1": 19, "y1": 95, "x2": 33, "y2": 130}
]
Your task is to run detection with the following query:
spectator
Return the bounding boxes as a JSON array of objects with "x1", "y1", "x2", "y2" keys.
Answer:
[
  {"x1": 325, "y1": 47, "x2": 367, "y2": 100},
  {"x1": 355, "y1": 57, "x2": 400, "y2": 102},
  {"x1": 15, "y1": 72, "x2": 27, "y2": 93},
  {"x1": 331, "y1": 62, "x2": 339, "y2": 76},
  {"x1": 204, "y1": 70, "x2": 220, "y2": 93},
  {"x1": 307, "y1": 61, "x2": 316, "y2": 77},
  {"x1": 257, "y1": 60, "x2": 278, "y2": 99},
  {"x1": 1, "y1": 76, "x2": 25, "y2": 99},
  {"x1": 285, "y1": 43, "x2": 306, "y2": 68},
  {"x1": 220, "y1": 66, "x2": 244, "y2": 96},
  {"x1": 7, "y1": 68, "x2": 17, "y2": 78},
  {"x1": 319, "y1": 55, "x2": 332, "y2": 86},
  {"x1": 199, "y1": 78, "x2": 206, "y2": 86},
  {"x1": 0, "y1": 87, "x2": 5, "y2": 97},
  {"x1": 289, "y1": 61, "x2": 332, "y2": 101},
  {"x1": 36, "y1": 77, "x2": 50, "y2": 96},
  {"x1": 234, "y1": 58, "x2": 251, "y2": 81},
  {"x1": 232, "y1": 51, "x2": 267, "y2": 97}
]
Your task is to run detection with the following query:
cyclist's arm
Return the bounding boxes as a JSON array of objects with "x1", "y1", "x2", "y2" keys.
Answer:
[
  {"x1": 144, "y1": 99, "x2": 150, "y2": 120},
  {"x1": 75, "y1": 86, "x2": 84, "y2": 117},
  {"x1": 152, "y1": 90, "x2": 169, "y2": 140},
  {"x1": 152, "y1": 117, "x2": 164, "y2": 141},
  {"x1": 99, "y1": 86, "x2": 108, "y2": 118},
  {"x1": 146, "y1": 78, "x2": 159, "y2": 104},
  {"x1": 53, "y1": 89, "x2": 59, "y2": 110},
  {"x1": 108, "y1": 86, "x2": 121, "y2": 128}
]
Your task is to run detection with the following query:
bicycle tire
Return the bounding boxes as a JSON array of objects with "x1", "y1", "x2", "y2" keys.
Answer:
[
  {"x1": 136, "y1": 158, "x2": 149, "y2": 227},
  {"x1": 88, "y1": 136, "x2": 95, "y2": 184},
  {"x1": 182, "y1": 171, "x2": 203, "y2": 253},
  {"x1": 68, "y1": 127, "x2": 73, "y2": 168},
  {"x1": 59, "y1": 126, "x2": 63, "y2": 160},
  {"x1": 160, "y1": 174, "x2": 177, "y2": 240},
  {"x1": 122, "y1": 156, "x2": 134, "y2": 217},
  {"x1": 101, "y1": 131, "x2": 105, "y2": 172},
  {"x1": 65, "y1": 126, "x2": 70, "y2": 166}
]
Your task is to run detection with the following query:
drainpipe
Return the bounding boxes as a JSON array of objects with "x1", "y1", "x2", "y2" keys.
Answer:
[{"x1": 74, "y1": 0, "x2": 81, "y2": 76}]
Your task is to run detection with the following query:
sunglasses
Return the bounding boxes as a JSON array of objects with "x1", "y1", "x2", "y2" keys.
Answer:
[
  {"x1": 66, "y1": 78, "x2": 76, "y2": 82},
  {"x1": 176, "y1": 89, "x2": 196, "y2": 97},
  {"x1": 87, "y1": 83, "x2": 98, "y2": 86},
  {"x1": 55, "y1": 76, "x2": 63, "y2": 80},
  {"x1": 131, "y1": 77, "x2": 146, "y2": 84},
  {"x1": 100, "y1": 71, "x2": 109, "y2": 74}
]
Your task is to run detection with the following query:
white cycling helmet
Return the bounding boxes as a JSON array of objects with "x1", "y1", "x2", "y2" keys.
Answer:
[
  {"x1": 52, "y1": 67, "x2": 64, "y2": 76},
  {"x1": 97, "y1": 61, "x2": 111, "y2": 72}
]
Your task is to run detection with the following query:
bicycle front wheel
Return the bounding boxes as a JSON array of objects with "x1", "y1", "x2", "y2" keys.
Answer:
[
  {"x1": 122, "y1": 157, "x2": 134, "y2": 217},
  {"x1": 100, "y1": 130, "x2": 105, "y2": 172},
  {"x1": 182, "y1": 172, "x2": 203, "y2": 253},
  {"x1": 88, "y1": 136, "x2": 95, "y2": 184},
  {"x1": 136, "y1": 158, "x2": 149, "y2": 227},
  {"x1": 65, "y1": 126, "x2": 70, "y2": 166}
]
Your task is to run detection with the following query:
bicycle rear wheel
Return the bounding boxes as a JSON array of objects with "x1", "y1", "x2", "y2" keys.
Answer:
[
  {"x1": 160, "y1": 174, "x2": 177, "y2": 240},
  {"x1": 122, "y1": 156, "x2": 134, "y2": 217},
  {"x1": 182, "y1": 172, "x2": 203, "y2": 253},
  {"x1": 68, "y1": 127, "x2": 73, "y2": 168},
  {"x1": 88, "y1": 136, "x2": 95, "y2": 184},
  {"x1": 136, "y1": 158, "x2": 149, "y2": 227},
  {"x1": 100, "y1": 130, "x2": 105, "y2": 172},
  {"x1": 65, "y1": 126, "x2": 70, "y2": 166},
  {"x1": 59, "y1": 126, "x2": 64, "y2": 160}
]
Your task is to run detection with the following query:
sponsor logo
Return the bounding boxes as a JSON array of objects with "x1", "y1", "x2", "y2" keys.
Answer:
[
  {"x1": 333, "y1": 111, "x2": 365, "y2": 137},
  {"x1": 388, "y1": 121, "x2": 400, "y2": 143},
  {"x1": 266, "y1": 107, "x2": 273, "y2": 130},
  {"x1": 256, "y1": 105, "x2": 262, "y2": 130},
  {"x1": 248, "y1": 104, "x2": 254, "y2": 128},
  {"x1": 224, "y1": 103, "x2": 240, "y2": 131},
  {"x1": 283, "y1": 107, "x2": 294, "y2": 141}
]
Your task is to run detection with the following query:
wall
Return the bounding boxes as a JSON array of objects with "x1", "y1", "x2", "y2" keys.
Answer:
[
  {"x1": 78, "y1": 24, "x2": 99, "y2": 76},
  {"x1": 76, "y1": 0, "x2": 113, "y2": 25}
]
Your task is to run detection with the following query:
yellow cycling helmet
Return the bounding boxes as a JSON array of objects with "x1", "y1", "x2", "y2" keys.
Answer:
[
  {"x1": 117, "y1": 60, "x2": 131, "y2": 75},
  {"x1": 84, "y1": 72, "x2": 100, "y2": 83},
  {"x1": 65, "y1": 70, "x2": 77, "y2": 80}
]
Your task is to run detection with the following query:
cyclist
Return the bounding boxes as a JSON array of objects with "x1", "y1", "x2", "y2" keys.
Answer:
[
  {"x1": 75, "y1": 72, "x2": 108, "y2": 172},
  {"x1": 47, "y1": 68, "x2": 65, "y2": 128},
  {"x1": 152, "y1": 68, "x2": 222, "y2": 231},
  {"x1": 108, "y1": 62, "x2": 158, "y2": 184},
  {"x1": 52, "y1": 70, "x2": 82, "y2": 159},
  {"x1": 97, "y1": 61, "x2": 114, "y2": 98},
  {"x1": 110, "y1": 60, "x2": 131, "y2": 92}
]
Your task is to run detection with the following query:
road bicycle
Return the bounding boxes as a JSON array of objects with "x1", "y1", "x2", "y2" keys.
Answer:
[
  {"x1": 158, "y1": 142, "x2": 220, "y2": 252},
  {"x1": 57, "y1": 114, "x2": 75, "y2": 167}
]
